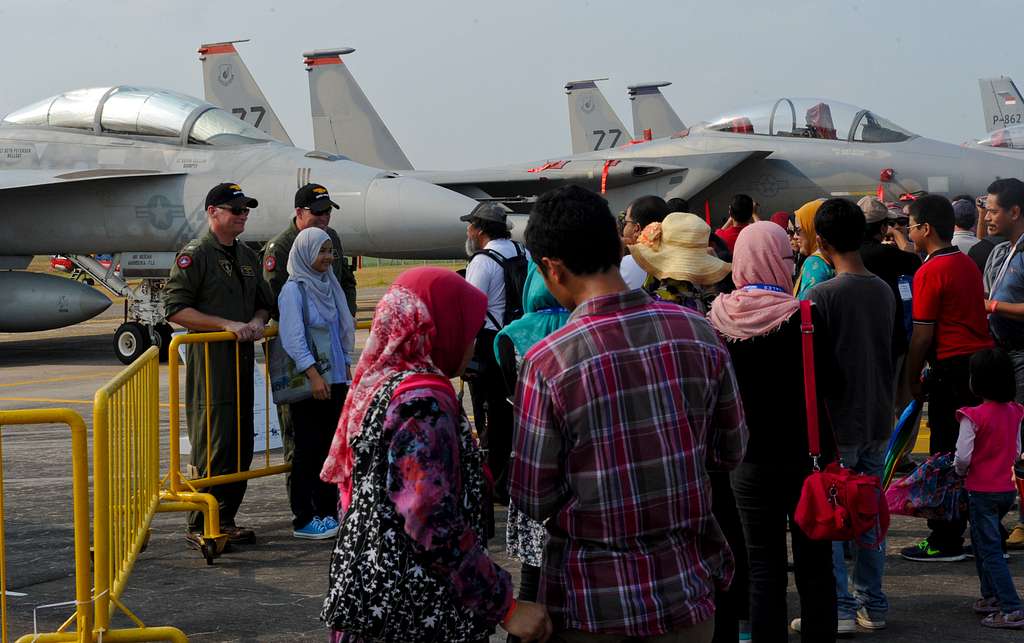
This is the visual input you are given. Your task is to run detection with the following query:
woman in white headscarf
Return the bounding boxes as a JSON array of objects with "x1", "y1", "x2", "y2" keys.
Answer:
[{"x1": 279, "y1": 227, "x2": 355, "y2": 540}]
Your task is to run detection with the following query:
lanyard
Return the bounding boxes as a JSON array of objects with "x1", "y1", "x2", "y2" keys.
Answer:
[
  {"x1": 742, "y1": 283, "x2": 786, "y2": 293},
  {"x1": 991, "y1": 234, "x2": 1024, "y2": 295}
]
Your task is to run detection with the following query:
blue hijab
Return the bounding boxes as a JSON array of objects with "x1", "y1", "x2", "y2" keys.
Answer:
[{"x1": 493, "y1": 261, "x2": 570, "y2": 362}]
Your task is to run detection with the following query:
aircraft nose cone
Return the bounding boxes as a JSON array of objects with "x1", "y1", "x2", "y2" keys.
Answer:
[
  {"x1": 81, "y1": 283, "x2": 113, "y2": 319},
  {"x1": 364, "y1": 176, "x2": 476, "y2": 258}
]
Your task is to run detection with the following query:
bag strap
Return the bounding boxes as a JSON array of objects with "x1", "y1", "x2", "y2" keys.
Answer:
[
  {"x1": 800, "y1": 300, "x2": 821, "y2": 466},
  {"x1": 297, "y1": 282, "x2": 321, "y2": 365}
]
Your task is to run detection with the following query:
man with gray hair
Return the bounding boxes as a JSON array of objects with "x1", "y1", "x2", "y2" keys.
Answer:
[
  {"x1": 952, "y1": 198, "x2": 981, "y2": 255},
  {"x1": 462, "y1": 203, "x2": 529, "y2": 504}
]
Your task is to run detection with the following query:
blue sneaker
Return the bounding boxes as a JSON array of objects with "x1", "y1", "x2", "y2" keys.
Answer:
[
  {"x1": 293, "y1": 518, "x2": 331, "y2": 540},
  {"x1": 320, "y1": 516, "x2": 339, "y2": 537}
]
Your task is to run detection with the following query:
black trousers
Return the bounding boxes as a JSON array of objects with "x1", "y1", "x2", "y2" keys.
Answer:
[
  {"x1": 926, "y1": 354, "x2": 978, "y2": 550},
  {"x1": 710, "y1": 471, "x2": 748, "y2": 643},
  {"x1": 287, "y1": 383, "x2": 345, "y2": 529},
  {"x1": 468, "y1": 329, "x2": 514, "y2": 501},
  {"x1": 732, "y1": 462, "x2": 837, "y2": 642}
]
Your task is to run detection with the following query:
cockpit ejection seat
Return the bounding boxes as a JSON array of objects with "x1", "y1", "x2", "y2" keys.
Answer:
[{"x1": 805, "y1": 102, "x2": 837, "y2": 139}]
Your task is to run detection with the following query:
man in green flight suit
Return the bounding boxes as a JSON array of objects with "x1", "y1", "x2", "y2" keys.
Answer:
[
  {"x1": 163, "y1": 182, "x2": 275, "y2": 548},
  {"x1": 262, "y1": 183, "x2": 357, "y2": 511}
]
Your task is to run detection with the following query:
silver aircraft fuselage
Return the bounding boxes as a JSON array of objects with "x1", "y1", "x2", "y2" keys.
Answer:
[{"x1": 0, "y1": 127, "x2": 475, "y2": 259}]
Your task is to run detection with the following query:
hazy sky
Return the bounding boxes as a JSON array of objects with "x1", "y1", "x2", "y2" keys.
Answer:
[{"x1": 1, "y1": 0, "x2": 1018, "y2": 169}]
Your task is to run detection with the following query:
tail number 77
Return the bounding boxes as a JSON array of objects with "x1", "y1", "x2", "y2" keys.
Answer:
[
  {"x1": 592, "y1": 128, "x2": 623, "y2": 150},
  {"x1": 231, "y1": 106, "x2": 267, "y2": 128}
]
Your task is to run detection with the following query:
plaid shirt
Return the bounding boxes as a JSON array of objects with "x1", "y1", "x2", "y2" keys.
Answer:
[{"x1": 509, "y1": 289, "x2": 746, "y2": 636}]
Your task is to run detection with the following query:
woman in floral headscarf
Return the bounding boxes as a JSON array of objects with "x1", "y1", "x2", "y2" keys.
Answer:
[{"x1": 320, "y1": 268, "x2": 551, "y2": 643}]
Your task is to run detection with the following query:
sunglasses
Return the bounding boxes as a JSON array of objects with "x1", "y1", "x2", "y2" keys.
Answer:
[{"x1": 218, "y1": 206, "x2": 250, "y2": 216}]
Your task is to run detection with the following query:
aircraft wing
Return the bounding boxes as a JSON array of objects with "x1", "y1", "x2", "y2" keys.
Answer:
[
  {"x1": 0, "y1": 168, "x2": 186, "y2": 191},
  {"x1": 409, "y1": 150, "x2": 771, "y2": 206}
]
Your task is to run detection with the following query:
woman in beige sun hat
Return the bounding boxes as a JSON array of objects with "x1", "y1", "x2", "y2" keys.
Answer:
[{"x1": 629, "y1": 212, "x2": 732, "y2": 314}]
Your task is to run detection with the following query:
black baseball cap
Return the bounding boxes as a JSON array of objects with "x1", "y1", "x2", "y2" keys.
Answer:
[
  {"x1": 205, "y1": 182, "x2": 258, "y2": 210},
  {"x1": 295, "y1": 183, "x2": 340, "y2": 213}
]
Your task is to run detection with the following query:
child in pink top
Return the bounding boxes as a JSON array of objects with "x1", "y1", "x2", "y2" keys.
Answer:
[{"x1": 954, "y1": 348, "x2": 1024, "y2": 629}]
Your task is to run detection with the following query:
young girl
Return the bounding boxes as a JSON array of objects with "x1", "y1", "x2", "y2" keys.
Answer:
[{"x1": 955, "y1": 348, "x2": 1024, "y2": 629}]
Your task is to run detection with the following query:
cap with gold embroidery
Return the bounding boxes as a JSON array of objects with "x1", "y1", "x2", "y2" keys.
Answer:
[{"x1": 295, "y1": 183, "x2": 340, "y2": 213}]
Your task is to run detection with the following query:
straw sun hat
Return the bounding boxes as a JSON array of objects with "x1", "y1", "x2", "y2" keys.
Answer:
[{"x1": 629, "y1": 213, "x2": 732, "y2": 286}]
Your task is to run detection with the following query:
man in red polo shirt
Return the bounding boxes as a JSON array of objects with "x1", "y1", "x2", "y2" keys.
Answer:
[
  {"x1": 715, "y1": 194, "x2": 755, "y2": 253},
  {"x1": 901, "y1": 195, "x2": 994, "y2": 562}
]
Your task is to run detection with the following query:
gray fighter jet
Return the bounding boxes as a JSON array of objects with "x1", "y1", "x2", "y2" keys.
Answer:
[
  {"x1": 204, "y1": 43, "x2": 1023, "y2": 233},
  {"x1": 627, "y1": 82, "x2": 685, "y2": 141},
  {"x1": 200, "y1": 43, "x2": 767, "y2": 223},
  {"x1": 0, "y1": 85, "x2": 480, "y2": 362}
]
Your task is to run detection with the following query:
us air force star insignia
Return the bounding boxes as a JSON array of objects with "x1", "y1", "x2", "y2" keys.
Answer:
[
  {"x1": 177, "y1": 255, "x2": 192, "y2": 269},
  {"x1": 264, "y1": 255, "x2": 276, "y2": 271},
  {"x1": 219, "y1": 259, "x2": 233, "y2": 276}
]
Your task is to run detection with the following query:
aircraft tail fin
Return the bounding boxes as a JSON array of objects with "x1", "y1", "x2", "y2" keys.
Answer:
[
  {"x1": 565, "y1": 79, "x2": 630, "y2": 154},
  {"x1": 627, "y1": 82, "x2": 685, "y2": 140},
  {"x1": 304, "y1": 48, "x2": 414, "y2": 170},
  {"x1": 979, "y1": 76, "x2": 1024, "y2": 132},
  {"x1": 198, "y1": 40, "x2": 293, "y2": 145}
]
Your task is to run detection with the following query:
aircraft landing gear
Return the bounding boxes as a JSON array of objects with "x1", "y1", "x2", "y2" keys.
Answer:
[
  {"x1": 65, "y1": 254, "x2": 175, "y2": 365},
  {"x1": 114, "y1": 321, "x2": 150, "y2": 365}
]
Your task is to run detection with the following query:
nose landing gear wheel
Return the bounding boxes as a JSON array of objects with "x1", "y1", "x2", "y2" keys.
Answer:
[{"x1": 114, "y1": 321, "x2": 151, "y2": 364}]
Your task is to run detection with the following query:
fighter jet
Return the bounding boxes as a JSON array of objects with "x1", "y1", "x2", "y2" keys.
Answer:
[
  {"x1": 0, "y1": 85, "x2": 480, "y2": 362},
  {"x1": 199, "y1": 43, "x2": 767, "y2": 222}
]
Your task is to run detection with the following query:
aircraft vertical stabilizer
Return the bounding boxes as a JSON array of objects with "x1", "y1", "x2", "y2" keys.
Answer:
[
  {"x1": 565, "y1": 79, "x2": 630, "y2": 154},
  {"x1": 628, "y1": 82, "x2": 685, "y2": 140},
  {"x1": 979, "y1": 76, "x2": 1024, "y2": 133},
  {"x1": 304, "y1": 49, "x2": 414, "y2": 171},
  {"x1": 198, "y1": 40, "x2": 293, "y2": 145}
]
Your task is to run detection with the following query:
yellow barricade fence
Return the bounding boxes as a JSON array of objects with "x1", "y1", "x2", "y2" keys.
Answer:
[
  {"x1": 0, "y1": 408, "x2": 91, "y2": 643},
  {"x1": 164, "y1": 328, "x2": 289, "y2": 512}
]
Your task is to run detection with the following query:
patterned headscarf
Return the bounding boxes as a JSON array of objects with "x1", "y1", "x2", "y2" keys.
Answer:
[{"x1": 321, "y1": 267, "x2": 487, "y2": 490}]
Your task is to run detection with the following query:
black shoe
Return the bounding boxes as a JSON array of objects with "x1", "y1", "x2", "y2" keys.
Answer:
[
  {"x1": 222, "y1": 525, "x2": 256, "y2": 543},
  {"x1": 900, "y1": 538, "x2": 966, "y2": 562}
]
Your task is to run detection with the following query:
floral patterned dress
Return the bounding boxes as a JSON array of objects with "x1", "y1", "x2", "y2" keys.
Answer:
[{"x1": 322, "y1": 373, "x2": 511, "y2": 642}]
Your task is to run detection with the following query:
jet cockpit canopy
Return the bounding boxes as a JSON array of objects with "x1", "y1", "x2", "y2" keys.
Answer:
[
  {"x1": 977, "y1": 125, "x2": 1024, "y2": 150},
  {"x1": 1, "y1": 86, "x2": 275, "y2": 146},
  {"x1": 700, "y1": 98, "x2": 915, "y2": 143}
]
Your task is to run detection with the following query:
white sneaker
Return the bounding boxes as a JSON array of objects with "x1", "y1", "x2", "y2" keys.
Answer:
[
  {"x1": 856, "y1": 608, "x2": 886, "y2": 630},
  {"x1": 790, "y1": 618, "x2": 857, "y2": 635}
]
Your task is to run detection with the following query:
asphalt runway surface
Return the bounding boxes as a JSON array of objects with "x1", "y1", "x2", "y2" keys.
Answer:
[{"x1": 1, "y1": 305, "x2": 1023, "y2": 642}]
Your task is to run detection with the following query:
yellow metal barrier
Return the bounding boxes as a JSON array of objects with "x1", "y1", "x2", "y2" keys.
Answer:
[
  {"x1": 0, "y1": 409, "x2": 91, "y2": 643},
  {"x1": 164, "y1": 328, "x2": 289, "y2": 503}
]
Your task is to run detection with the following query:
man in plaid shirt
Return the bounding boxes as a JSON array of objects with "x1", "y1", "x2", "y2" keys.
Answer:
[{"x1": 510, "y1": 186, "x2": 747, "y2": 642}]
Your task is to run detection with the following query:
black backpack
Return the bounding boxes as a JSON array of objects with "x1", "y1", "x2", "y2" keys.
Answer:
[{"x1": 472, "y1": 242, "x2": 528, "y2": 328}]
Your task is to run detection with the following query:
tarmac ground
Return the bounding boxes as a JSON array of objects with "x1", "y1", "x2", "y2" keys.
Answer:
[{"x1": 1, "y1": 297, "x2": 1023, "y2": 642}]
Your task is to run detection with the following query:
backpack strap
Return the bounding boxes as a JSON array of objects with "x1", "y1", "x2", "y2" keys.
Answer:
[
  {"x1": 800, "y1": 300, "x2": 821, "y2": 468},
  {"x1": 470, "y1": 242, "x2": 524, "y2": 330}
]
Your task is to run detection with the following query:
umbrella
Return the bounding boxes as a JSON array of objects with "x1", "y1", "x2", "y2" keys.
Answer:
[{"x1": 882, "y1": 399, "x2": 924, "y2": 489}]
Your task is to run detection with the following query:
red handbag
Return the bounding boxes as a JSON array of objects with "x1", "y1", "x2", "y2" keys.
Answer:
[{"x1": 793, "y1": 300, "x2": 890, "y2": 546}]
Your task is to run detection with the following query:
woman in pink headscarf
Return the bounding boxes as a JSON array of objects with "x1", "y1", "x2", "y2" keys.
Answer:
[
  {"x1": 709, "y1": 222, "x2": 839, "y2": 641},
  {"x1": 320, "y1": 268, "x2": 551, "y2": 643}
]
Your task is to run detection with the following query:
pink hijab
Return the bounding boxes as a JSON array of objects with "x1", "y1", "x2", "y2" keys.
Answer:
[
  {"x1": 321, "y1": 268, "x2": 487, "y2": 494},
  {"x1": 708, "y1": 221, "x2": 800, "y2": 341}
]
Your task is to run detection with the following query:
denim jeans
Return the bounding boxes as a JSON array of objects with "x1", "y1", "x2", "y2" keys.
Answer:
[
  {"x1": 832, "y1": 440, "x2": 889, "y2": 620},
  {"x1": 970, "y1": 491, "x2": 1023, "y2": 612}
]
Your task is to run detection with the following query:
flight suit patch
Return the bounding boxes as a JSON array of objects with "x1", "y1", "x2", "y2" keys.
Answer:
[
  {"x1": 219, "y1": 259, "x2": 233, "y2": 276},
  {"x1": 177, "y1": 255, "x2": 192, "y2": 269},
  {"x1": 264, "y1": 255, "x2": 276, "y2": 271},
  {"x1": 240, "y1": 265, "x2": 256, "y2": 277}
]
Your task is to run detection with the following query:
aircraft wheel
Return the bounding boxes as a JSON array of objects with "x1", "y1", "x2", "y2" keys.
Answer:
[
  {"x1": 153, "y1": 323, "x2": 174, "y2": 363},
  {"x1": 114, "y1": 322, "x2": 151, "y2": 365}
]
